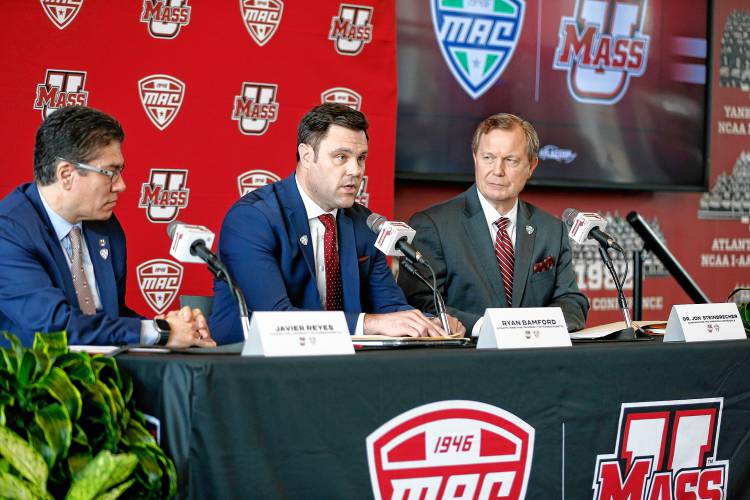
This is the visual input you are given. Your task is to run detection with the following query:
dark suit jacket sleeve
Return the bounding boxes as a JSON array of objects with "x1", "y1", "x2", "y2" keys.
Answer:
[
  {"x1": 398, "y1": 211, "x2": 478, "y2": 330},
  {"x1": 359, "y1": 243, "x2": 413, "y2": 318},
  {"x1": 218, "y1": 202, "x2": 309, "y2": 315},
  {"x1": 0, "y1": 216, "x2": 141, "y2": 346},
  {"x1": 547, "y1": 219, "x2": 589, "y2": 331}
]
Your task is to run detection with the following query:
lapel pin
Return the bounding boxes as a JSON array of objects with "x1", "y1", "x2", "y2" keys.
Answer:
[
  {"x1": 99, "y1": 248, "x2": 109, "y2": 260},
  {"x1": 300, "y1": 235, "x2": 309, "y2": 246},
  {"x1": 99, "y1": 239, "x2": 106, "y2": 247},
  {"x1": 526, "y1": 225, "x2": 534, "y2": 235}
]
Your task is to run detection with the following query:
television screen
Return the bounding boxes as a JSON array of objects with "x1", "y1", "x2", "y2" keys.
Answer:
[{"x1": 396, "y1": 0, "x2": 710, "y2": 190}]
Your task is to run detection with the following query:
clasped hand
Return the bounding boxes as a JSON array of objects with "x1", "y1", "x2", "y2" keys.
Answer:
[{"x1": 160, "y1": 306, "x2": 216, "y2": 348}]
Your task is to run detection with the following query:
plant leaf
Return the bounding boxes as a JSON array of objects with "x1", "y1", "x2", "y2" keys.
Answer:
[
  {"x1": 122, "y1": 418, "x2": 155, "y2": 447},
  {"x1": 3, "y1": 332, "x2": 23, "y2": 365},
  {"x1": 0, "y1": 425, "x2": 48, "y2": 489},
  {"x1": 66, "y1": 451, "x2": 93, "y2": 478},
  {"x1": 17, "y1": 351, "x2": 39, "y2": 388},
  {"x1": 127, "y1": 445, "x2": 163, "y2": 487},
  {"x1": 36, "y1": 367, "x2": 82, "y2": 421},
  {"x1": 0, "y1": 471, "x2": 38, "y2": 500},
  {"x1": 84, "y1": 380, "x2": 120, "y2": 448},
  {"x1": 94, "y1": 478, "x2": 135, "y2": 500},
  {"x1": 28, "y1": 426, "x2": 54, "y2": 469},
  {"x1": 65, "y1": 450, "x2": 138, "y2": 500},
  {"x1": 71, "y1": 423, "x2": 90, "y2": 448},
  {"x1": 33, "y1": 331, "x2": 69, "y2": 360},
  {"x1": 35, "y1": 403, "x2": 72, "y2": 464},
  {"x1": 57, "y1": 353, "x2": 96, "y2": 385}
]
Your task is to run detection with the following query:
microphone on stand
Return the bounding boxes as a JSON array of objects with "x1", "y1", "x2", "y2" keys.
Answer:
[
  {"x1": 167, "y1": 221, "x2": 222, "y2": 273},
  {"x1": 166, "y1": 221, "x2": 251, "y2": 341},
  {"x1": 562, "y1": 208, "x2": 623, "y2": 251},
  {"x1": 366, "y1": 213, "x2": 451, "y2": 335},
  {"x1": 561, "y1": 209, "x2": 646, "y2": 341},
  {"x1": 366, "y1": 213, "x2": 425, "y2": 264}
]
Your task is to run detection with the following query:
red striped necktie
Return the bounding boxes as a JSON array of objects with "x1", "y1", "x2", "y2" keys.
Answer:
[{"x1": 494, "y1": 217, "x2": 514, "y2": 306}]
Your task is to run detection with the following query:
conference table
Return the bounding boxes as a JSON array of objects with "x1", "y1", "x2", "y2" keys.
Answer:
[{"x1": 117, "y1": 338, "x2": 750, "y2": 499}]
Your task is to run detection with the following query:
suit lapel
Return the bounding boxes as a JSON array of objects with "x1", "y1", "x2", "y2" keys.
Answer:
[
  {"x1": 512, "y1": 200, "x2": 535, "y2": 307},
  {"x1": 462, "y1": 187, "x2": 507, "y2": 305},
  {"x1": 337, "y1": 211, "x2": 361, "y2": 313},
  {"x1": 83, "y1": 224, "x2": 118, "y2": 315},
  {"x1": 278, "y1": 176, "x2": 316, "y2": 281},
  {"x1": 25, "y1": 185, "x2": 79, "y2": 305}
]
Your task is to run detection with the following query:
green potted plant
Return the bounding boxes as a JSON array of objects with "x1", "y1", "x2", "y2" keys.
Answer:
[
  {"x1": 728, "y1": 287, "x2": 750, "y2": 336},
  {"x1": 0, "y1": 331, "x2": 176, "y2": 498}
]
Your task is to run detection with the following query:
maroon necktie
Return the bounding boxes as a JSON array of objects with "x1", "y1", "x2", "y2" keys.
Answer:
[
  {"x1": 494, "y1": 217, "x2": 514, "y2": 306},
  {"x1": 318, "y1": 214, "x2": 343, "y2": 311}
]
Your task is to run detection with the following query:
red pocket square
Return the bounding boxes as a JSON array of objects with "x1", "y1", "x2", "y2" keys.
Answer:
[{"x1": 532, "y1": 256, "x2": 555, "y2": 273}]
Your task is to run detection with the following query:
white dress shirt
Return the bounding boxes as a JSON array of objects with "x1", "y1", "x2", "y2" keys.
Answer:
[
  {"x1": 471, "y1": 192, "x2": 520, "y2": 336},
  {"x1": 296, "y1": 177, "x2": 365, "y2": 334}
]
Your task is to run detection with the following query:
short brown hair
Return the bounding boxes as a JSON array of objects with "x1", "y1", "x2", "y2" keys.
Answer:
[
  {"x1": 296, "y1": 103, "x2": 369, "y2": 162},
  {"x1": 471, "y1": 113, "x2": 539, "y2": 162}
]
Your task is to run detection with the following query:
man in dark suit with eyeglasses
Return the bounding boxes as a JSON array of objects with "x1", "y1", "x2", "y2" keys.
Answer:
[{"x1": 0, "y1": 105, "x2": 215, "y2": 348}]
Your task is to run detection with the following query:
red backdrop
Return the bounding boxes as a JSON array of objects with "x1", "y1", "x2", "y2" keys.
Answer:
[
  {"x1": 0, "y1": 1, "x2": 396, "y2": 316},
  {"x1": 1, "y1": 1, "x2": 746, "y2": 329}
]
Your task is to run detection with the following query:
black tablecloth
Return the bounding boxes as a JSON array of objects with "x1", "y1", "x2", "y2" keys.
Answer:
[{"x1": 118, "y1": 340, "x2": 750, "y2": 499}]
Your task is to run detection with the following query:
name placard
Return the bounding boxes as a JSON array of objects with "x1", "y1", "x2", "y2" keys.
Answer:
[
  {"x1": 476, "y1": 307, "x2": 571, "y2": 349},
  {"x1": 664, "y1": 303, "x2": 746, "y2": 342},
  {"x1": 241, "y1": 311, "x2": 355, "y2": 357}
]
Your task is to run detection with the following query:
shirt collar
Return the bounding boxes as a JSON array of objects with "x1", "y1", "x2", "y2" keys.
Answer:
[
  {"x1": 296, "y1": 175, "x2": 338, "y2": 221},
  {"x1": 38, "y1": 187, "x2": 82, "y2": 241},
  {"x1": 476, "y1": 189, "x2": 518, "y2": 229}
]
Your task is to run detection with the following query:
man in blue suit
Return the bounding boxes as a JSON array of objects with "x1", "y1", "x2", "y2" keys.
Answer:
[
  {"x1": 0, "y1": 106, "x2": 215, "y2": 348},
  {"x1": 209, "y1": 104, "x2": 464, "y2": 343}
]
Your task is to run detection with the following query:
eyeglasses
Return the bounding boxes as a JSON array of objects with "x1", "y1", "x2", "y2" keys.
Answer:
[{"x1": 56, "y1": 157, "x2": 125, "y2": 182}]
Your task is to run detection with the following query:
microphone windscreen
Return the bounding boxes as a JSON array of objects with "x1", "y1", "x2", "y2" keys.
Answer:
[
  {"x1": 166, "y1": 220, "x2": 183, "y2": 239},
  {"x1": 561, "y1": 208, "x2": 579, "y2": 228},
  {"x1": 366, "y1": 213, "x2": 386, "y2": 233}
]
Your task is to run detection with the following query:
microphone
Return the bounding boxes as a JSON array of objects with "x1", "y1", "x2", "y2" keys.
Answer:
[
  {"x1": 366, "y1": 213, "x2": 425, "y2": 264},
  {"x1": 167, "y1": 221, "x2": 252, "y2": 340},
  {"x1": 167, "y1": 220, "x2": 220, "y2": 269},
  {"x1": 562, "y1": 208, "x2": 623, "y2": 252}
]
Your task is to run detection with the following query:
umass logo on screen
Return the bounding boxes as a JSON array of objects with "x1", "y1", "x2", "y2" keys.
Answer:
[
  {"x1": 553, "y1": 0, "x2": 650, "y2": 105},
  {"x1": 593, "y1": 398, "x2": 728, "y2": 500}
]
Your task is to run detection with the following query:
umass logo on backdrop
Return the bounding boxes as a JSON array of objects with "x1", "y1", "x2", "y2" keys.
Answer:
[
  {"x1": 431, "y1": 0, "x2": 525, "y2": 100},
  {"x1": 136, "y1": 259, "x2": 183, "y2": 314},
  {"x1": 366, "y1": 400, "x2": 534, "y2": 499},
  {"x1": 329, "y1": 3, "x2": 374, "y2": 56},
  {"x1": 138, "y1": 74, "x2": 186, "y2": 130},
  {"x1": 552, "y1": 0, "x2": 650, "y2": 105},
  {"x1": 33, "y1": 69, "x2": 89, "y2": 119},
  {"x1": 139, "y1": 169, "x2": 190, "y2": 223},
  {"x1": 40, "y1": 0, "x2": 84, "y2": 30},
  {"x1": 231, "y1": 82, "x2": 279, "y2": 136},
  {"x1": 592, "y1": 398, "x2": 728, "y2": 500},
  {"x1": 140, "y1": 0, "x2": 191, "y2": 39}
]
